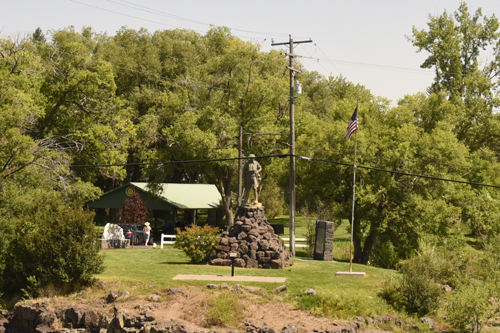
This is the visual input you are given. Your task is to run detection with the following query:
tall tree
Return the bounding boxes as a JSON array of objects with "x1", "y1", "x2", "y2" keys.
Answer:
[
  {"x1": 408, "y1": 2, "x2": 500, "y2": 149},
  {"x1": 102, "y1": 27, "x2": 289, "y2": 225}
]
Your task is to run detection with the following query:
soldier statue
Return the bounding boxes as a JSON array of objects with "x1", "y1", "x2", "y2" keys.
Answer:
[{"x1": 242, "y1": 154, "x2": 262, "y2": 205}]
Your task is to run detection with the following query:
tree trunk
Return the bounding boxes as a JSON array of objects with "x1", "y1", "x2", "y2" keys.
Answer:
[
  {"x1": 361, "y1": 229, "x2": 378, "y2": 264},
  {"x1": 353, "y1": 230, "x2": 363, "y2": 264},
  {"x1": 217, "y1": 174, "x2": 234, "y2": 228},
  {"x1": 352, "y1": 218, "x2": 379, "y2": 265}
]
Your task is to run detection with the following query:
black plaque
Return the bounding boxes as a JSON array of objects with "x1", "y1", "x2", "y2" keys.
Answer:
[{"x1": 313, "y1": 220, "x2": 334, "y2": 261}]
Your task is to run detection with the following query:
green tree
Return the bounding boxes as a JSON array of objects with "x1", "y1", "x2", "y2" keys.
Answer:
[
  {"x1": 102, "y1": 27, "x2": 289, "y2": 225},
  {"x1": 292, "y1": 71, "x2": 479, "y2": 265},
  {"x1": 0, "y1": 31, "x2": 106, "y2": 296},
  {"x1": 409, "y1": 2, "x2": 500, "y2": 149}
]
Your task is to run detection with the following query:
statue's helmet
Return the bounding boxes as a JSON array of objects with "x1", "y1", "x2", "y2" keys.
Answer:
[{"x1": 248, "y1": 154, "x2": 255, "y2": 158}]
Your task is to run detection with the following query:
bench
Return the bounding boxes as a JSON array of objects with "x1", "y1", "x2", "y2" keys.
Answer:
[
  {"x1": 160, "y1": 234, "x2": 176, "y2": 249},
  {"x1": 282, "y1": 237, "x2": 308, "y2": 248}
]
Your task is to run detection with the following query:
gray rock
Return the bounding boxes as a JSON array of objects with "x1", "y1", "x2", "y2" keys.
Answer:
[
  {"x1": 443, "y1": 284, "x2": 454, "y2": 292},
  {"x1": 261, "y1": 325, "x2": 275, "y2": 333},
  {"x1": 220, "y1": 283, "x2": 229, "y2": 290},
  {"x1": 244, "y1": 286, "x2": 261, "y2": 293},
  {"x1": 234, "y1": 258, "x2": 246, "y2": 267},
  {"x1": 106, "y1": 291, "x2": 120, "y2": 303},
  {"x1": 421, "y1": 317, "x2": 435, "y2": 329},
  {"x1": 273, "y1": 285, "x2": 287, "y2": 293},
  {"x1": 210, "y1": 258, "x2": 232, "y2": 266},
  {"x1": 109, "y1": 310, "x2": 126, "y2": 330},
  {"x1": 246, "y1": 258, "x2": 259, "y2": 268},
  {"x1": 305, "y1": 288, "x2": 316, "y2": 295},
  {"x1": 117, "y1": 290, "x2": 131, "y2": 301},
  {"x1": 148, "y1": 294, "x2": 161, "y2": 302},
  {"x1": 232, "y1": 284, "x2": 243, "y2": 294},
  {"x1": 165, "y1": 288, "x2": 183, "y2": 295},
  {"x1": 173, "y1": 322, "x2": 190, "y2": 333},
  {"x1": 206, "y1": 284, "x2": 218, "y2": 289},
  {"x1": 280, "y1": 325, "x2": 299, "y2": 333}
]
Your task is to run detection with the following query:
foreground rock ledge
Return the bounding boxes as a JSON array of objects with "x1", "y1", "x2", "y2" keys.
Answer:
[{"x1": 0, "y1": 298, "x2": 398, "y2": 333}]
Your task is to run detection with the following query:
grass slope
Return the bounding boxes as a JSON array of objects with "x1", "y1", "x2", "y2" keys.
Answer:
[{"x1": 96, "y1": 215, "x2": 395, "y2": 318}]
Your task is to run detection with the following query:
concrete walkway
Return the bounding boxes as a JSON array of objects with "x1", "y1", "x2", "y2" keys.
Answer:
[{"x1": 173, "y1": 274, "x2": 286, "y2": 283}]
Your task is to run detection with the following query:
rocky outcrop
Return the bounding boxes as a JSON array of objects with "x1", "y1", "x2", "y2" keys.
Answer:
[
  {"x1": 209, "y1": 205, "x2": 292, "y2": 269},
  {"x1": 2, "y1": 300, "x2": 365, "y2": 333},
  {"x1": 8, "y1": 302, "x2": 56, "y2": 333},
  {"x1": 3, "y1": 301, "x2": 189, "y2": 333},
  {"x1": 0, "y1": 296, "x2": 399, "y2": 333}
]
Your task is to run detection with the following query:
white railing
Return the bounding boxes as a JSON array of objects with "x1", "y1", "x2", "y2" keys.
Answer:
[
  {"x1": 282, "y1": 237, "x2": 308, "y2": 248},
  {"x1": 160, "y1": 234, "x2": 176, "y2": 249}
]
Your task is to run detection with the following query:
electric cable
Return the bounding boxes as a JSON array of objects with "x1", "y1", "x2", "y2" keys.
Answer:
[{"x1": 69, "y1": 153, "x2": 500, "y2": 190}]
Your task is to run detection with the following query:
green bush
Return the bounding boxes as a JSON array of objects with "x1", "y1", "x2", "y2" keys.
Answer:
[
  {"x1": 446, "y1": 280, "x2": 500, "y2": 333},
  {"x1": 174, "y1": 225, "x2": 220, "y2": 263},
  {"x1": 380, "y1": 237, "x2": 475, "y2": 316},
  {"x1": 380, "y1": 250, "x2": 443, "y2": 316},
  {"x1": 379, "y1": 273, "x2": 403, "y2": 310},
  {"x1": 304, "y1": 217, "x2": 316, "y2": 258},
  {"x1": 1, "y1": 195, "x2": 105, "y2": 297},
  {"x1": 0, "y1": 214, "x2": 14, "y2": 281},
  {"x1": 399, "y1": 261, "x2": 442, "y2": 316},
  {"x1": 370, "y1": 239, "x2": 400, "y2": 269},
  {"x1": 445, "y1": 238, "x2": 500, "y2": 333}
]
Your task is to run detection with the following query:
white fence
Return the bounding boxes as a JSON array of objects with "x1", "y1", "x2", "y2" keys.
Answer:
[
  {"x1": 160, "y1": 234, "x2": 307, "y2": 249},
  {"x1": 160, "y1": 234, "x2": 176, "y2": 249},
  {"x1": 282, "y1": 237, "x2": 308, "y2": 248}
]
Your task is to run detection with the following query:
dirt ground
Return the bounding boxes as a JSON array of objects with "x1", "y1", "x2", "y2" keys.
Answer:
[{"x1": 40, "y1": 284, "x2": 344, "y2": 333}]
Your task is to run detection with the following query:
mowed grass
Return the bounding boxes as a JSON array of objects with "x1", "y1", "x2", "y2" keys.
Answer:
[
  {"x1": 97, "y1": 215, "x2": 375, "y2": 291},
  {"x1": 97, "y1": 246, "x2": 395, "y2": 317},
  {"x1": 96, "y1": 215, "x2": 395, "y2": 317},
  {"x1": 98, "y1": 248, "x2": 393, "y2": 301}
]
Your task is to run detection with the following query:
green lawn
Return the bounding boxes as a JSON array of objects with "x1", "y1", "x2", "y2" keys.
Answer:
[
  {"x1": 97, "y1": 244, "x2": 394, "y2": 308},
  {"x1": 95, "y1": 215, "x2": 392, "y2": 316}
]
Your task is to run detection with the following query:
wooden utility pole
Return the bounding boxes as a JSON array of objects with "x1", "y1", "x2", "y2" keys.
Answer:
[
  {"x1": 238, "y1": 126, "x2": 243, "y2": 207},
  {"x1": 272, "y1": 35, "x2": 312, "y2": 256}
]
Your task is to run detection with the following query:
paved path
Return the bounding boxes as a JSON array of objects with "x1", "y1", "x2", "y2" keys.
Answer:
[{"x1": 173, "y1": 274, "x2": 286, "y2": 283}]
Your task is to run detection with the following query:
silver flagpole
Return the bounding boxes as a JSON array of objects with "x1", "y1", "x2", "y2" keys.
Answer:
[
  {"x1": 350, "y1": 129, "x2": 358, "y2": 273},
  {"x1": 337, "y1": 104, "x2": 365, "y2": 277}
]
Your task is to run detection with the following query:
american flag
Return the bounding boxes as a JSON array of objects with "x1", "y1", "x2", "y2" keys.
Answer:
[{"x1": 345, "y1": 107, "x2": 359, "y2": 140}]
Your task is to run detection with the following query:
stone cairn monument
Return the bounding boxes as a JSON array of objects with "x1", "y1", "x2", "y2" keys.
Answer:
[
  {"x1": 208, "y1": 154, "x2": 292, "y2": 269},
  {"x1": 209, "y1": 205, "x2": 292, "y2": 268}
]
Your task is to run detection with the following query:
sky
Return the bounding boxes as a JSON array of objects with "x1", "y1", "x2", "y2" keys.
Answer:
[{"x1": 2, "y1": 0, "x2": 500, "y2": 105}]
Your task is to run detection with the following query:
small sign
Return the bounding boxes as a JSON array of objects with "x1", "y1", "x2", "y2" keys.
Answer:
[{"x1": 126, "y1": 187, "x2": 135, "y2": 197}]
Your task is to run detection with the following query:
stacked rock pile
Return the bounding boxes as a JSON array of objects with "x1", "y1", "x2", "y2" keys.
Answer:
[{"x1": 209, "y1": 205, "x2": 292, "y2": 269}]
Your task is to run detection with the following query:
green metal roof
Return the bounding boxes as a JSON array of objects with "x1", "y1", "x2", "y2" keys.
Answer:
[{"x1": 87, "y1": 182, "x2": 222, "y2": 210}]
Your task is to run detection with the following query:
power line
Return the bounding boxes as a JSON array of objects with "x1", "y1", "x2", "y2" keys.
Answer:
[
  {"x1": 71, "y1": 0, "x2": 293, "y2": 39},
  {"x1": 317, "y1": 56, "x2": 434, "y2": 75},
  {"x1": 69, "y1": 154, "x2": 288, "y2": 168},
  {"x1": 69, "y1": 0, "x2": 204, "y2": 32},
  {"x1": 69, "y1": 154, "x2": 500, "y2": 189},
  {"x1": 112, "y1": 0, "x2": 292, "y2": 38},
  {"x1": 71, "y1": 1, "x2": 433, "y2": 78},
  {"x1": 303, "y1": 156, "x2": 500, "y2": 190},
  {"x1": 111, "y1": 0, "x2": 211, "y2": 26}
]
